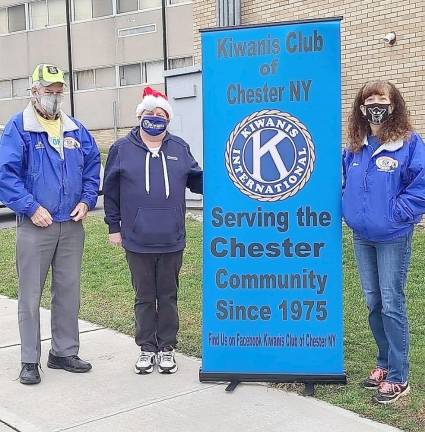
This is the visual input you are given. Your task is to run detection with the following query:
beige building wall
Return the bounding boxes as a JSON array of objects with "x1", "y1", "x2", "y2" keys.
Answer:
[
  {"x1": 193, "y1": 0, "x2": 425, "y2": 137},
  {"x1": 0, "y1": 1, "x2": 194, "y2": 138}
]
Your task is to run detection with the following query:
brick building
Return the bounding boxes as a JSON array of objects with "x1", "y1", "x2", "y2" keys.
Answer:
[{"x1": 193, "y1": 0, "x2": 425, "y2": 137}]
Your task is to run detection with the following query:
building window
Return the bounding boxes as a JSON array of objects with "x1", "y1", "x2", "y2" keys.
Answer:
[
  {"x1": 12, "y1": 78, "x2": 29, "y2": 98},
  {"x1": 145, "y1": 61, "x2": 164, "y2": 84},
  {"x1": 0, "y1": 80, "x2": 11, "y2": 99},
  {"x1": 118, "y1": 24, "x2": 156, "y2": 37},
  {"x1": 119, "y1": 64, "x2": 141, "y2": 86},
  {"x1": 0, "y1": 9, "x2": 8, "y2": 34},
  {"x1": 73, "y1": 0, "x2": 113, "y2": 20},
  {"x1": 168, "y1": 56, "x2": 193, "y2": 69},
  {"x1": 167, "y1": 0, "x2": 190, "y2": 4},
  {"x1": 73, "y1": 0, "x2": 91, "y2": 21},
  {"x1": 139, "y1": 0, "x2": 161, "y2": 9},
  {"x1": 117, "y1": 0, "x2": 138, "y2": 14},
  {"x1": 76, "y1": 70, "x2": 95, "y2": 90},
  {"x1": 48, "y1": 0, "x2": 66, "y2": 25},
  {"x1": 30, "y1": 1, "x2": 48, "y2": 29},
  {"x1": 95, "y1": 67, "x2": 116, "y2": 88},
  {"x1": 8, "y1": 4, "x2": 26, "y2": 33},
  {"x1": 92, "y1": 0, "x2": 113, "y2": 18}
]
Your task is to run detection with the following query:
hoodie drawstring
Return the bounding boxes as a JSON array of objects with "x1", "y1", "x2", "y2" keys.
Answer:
[
  {"x1": 145, "y1": 151, "x2": 151, "y2": 195},
  {"x1": 144, "y1": 150, "x2": 170, "y2": 199},
  {"x1": 161, "y1": 151, "x2": 170, "y2": 199}
]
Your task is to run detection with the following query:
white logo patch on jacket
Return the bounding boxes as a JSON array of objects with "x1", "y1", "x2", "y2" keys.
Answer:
[
  {"x1": 64, "y1": 137, "x2": 81, "y2": 149},
  {"x1": 376, "y1": 156, "x2": 398, "y2": 172}
]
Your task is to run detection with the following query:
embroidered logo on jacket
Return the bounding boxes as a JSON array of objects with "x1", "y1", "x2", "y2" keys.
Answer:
[
  {"x1": 35, "y1": 142, "x2": 45, "y2": 150},
  {"x1": 376, "y1": 156, "x2": 398, "y2": 172},
  {"x1": 64, "y1": 138, "x2": 81, "y2": 149},
  {"x1": 167, "y1": 155, "x2": 178, "y2": 161}
]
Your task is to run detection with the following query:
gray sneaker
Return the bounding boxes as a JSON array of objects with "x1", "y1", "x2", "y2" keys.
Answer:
[
  {"x1": 134, "y1": 351, "x2": 156, "y2": 374},
  {"x1": 157, "y1": 349, "x2": 177, "y2": 374}
]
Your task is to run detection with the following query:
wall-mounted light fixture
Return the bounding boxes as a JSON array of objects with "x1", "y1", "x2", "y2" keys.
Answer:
[{"x1": 383, "y1": 32, "x2": 397, "y2": 46}]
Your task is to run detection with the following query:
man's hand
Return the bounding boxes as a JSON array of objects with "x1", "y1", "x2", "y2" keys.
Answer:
[
  {"x1": 71, "y1": 203, "x2": 89, "y2": 222},
  {"x1": 109, "y1": 232, "x2": 122, "y2": 247},
  {"x1": 30, "y1": 206, "x2": 53, "y2": 227}
]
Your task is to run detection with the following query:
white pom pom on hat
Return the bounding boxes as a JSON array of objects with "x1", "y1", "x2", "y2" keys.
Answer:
[{"x1": 136, "y1": 86, "x2": 173, "y2": 120}]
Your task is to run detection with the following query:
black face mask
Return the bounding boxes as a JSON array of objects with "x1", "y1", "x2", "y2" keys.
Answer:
[{"x1": 363, "y1": 103, "x2": 391, "y2": 125}]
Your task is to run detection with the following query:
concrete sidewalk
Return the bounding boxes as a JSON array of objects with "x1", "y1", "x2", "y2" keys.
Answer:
[{"x1": 0, "y1": 296, "x2": 401, "y2": 432}]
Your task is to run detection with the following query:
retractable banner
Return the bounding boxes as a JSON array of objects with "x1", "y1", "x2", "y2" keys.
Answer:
[{"x1": 200, "y1": 18, "x2": 345, "y2": 384}]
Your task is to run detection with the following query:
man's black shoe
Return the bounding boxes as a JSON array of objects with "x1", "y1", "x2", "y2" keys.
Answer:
[
  {"x1": 47, "y1": 353, "x2": 92, "y2": 373},
  {"x1": 19, "y1": 363, "x2": 41, "y2": 385}
]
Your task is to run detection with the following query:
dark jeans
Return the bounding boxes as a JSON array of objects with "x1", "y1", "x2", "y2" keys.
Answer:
[
  {"x1": 126, "y1": 250, "x2": 183, "y2": 352},
  {"x1": 353, "y1": 231, "x2": 412, "y2": 383}
]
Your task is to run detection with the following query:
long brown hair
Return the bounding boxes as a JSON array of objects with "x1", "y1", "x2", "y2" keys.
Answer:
[{"x1": 346, "y1": 81, "x2": 412, "y2": 152}]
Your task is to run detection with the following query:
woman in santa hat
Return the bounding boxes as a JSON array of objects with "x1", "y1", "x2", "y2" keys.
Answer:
[{"x1": 103, "y1": 86, "x2": 203, "y2": 374}]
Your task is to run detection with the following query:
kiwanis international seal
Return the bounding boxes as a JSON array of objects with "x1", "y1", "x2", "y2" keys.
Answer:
[{"x1": 225, "y1": 110, "x2": 315, "y2": 201}]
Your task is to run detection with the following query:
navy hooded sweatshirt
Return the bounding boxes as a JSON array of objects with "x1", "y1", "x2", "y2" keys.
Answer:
[{"x1": 103, "y1": 127, "x2": 203, "y2": 253}]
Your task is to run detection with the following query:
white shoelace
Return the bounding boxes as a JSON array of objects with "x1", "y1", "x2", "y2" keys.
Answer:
[
  {"x1": 161, "y1": 351, "x2": 174, "y2": 363},
  {"x1": 139, "y1": 352, "x2": 154, "y2": 362}
]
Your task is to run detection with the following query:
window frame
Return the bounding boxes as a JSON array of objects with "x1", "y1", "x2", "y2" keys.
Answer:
[
  {"x1": 73, "y1": 66, "x2": 118, "y2": 92},
  {"x1": 5, "y1": 3, "x2": 28, "y2": 34},
  {"x1": 11, "y1": 76, "x2": 30, "y2": 98},
  {"x1": 143, "y1": 59, "x2": 164, "y2": 85},
  {"x1": 75, "y1": 68, "x2": 95, "y2": 91},
  {"x1": 118, "y1": 23, "x2": 156, "y2": 38},
  {"x1": 116, "y1": 0, "x2": 138, "y2": 14},
  {"x1": 167, "y1": 56, "x2": 194, "y2": 70},
  {"x1": 0, "y1": 76, "x2": 30, "y2": 100},
  {"x1": 166, "y1": 0, "x2": 192, "y2": 6},
  {"x1": 94, "y1": 66, "x2": 117, "y2": 89},
  {"x1": 45, "y1": 0, "x2": 67, "y2": 26},
  {"x1": 0, "y1": 0, "x2": 193, "y2": 33},
  {"x1": 118, "y1": 62, "x2": 143, "y2": 87},
  {"x1": 72, "y1": 0, "x2": 92, "y2": 22},
  {"x1": 138, "y1": 0, "x2": 162, "y2": 11},
  {"x1": 0, "y1": 79, "x2": 12, "y2": 100},
  {"x1": 29, "y1": 0, "x2": 48, "y2": 30}
]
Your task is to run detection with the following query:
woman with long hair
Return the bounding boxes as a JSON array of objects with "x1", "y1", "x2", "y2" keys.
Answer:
[{"x1": 342, "y1": 81, "x2": 425, "y2": 404}]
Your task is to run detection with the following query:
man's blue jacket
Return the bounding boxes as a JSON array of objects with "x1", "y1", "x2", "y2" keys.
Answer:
[{"x1": 0, "y1": 103, "x2": 100, "y2": 221}]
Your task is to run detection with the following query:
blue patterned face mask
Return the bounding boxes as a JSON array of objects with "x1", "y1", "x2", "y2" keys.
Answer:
[{"x1": 140, "y1": 115, "x2": 168, "y2": 136}]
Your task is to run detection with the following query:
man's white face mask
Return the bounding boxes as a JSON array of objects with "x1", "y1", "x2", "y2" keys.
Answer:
[{"x1": 36, "y1": 93, "x2": 63, "y2": 117}]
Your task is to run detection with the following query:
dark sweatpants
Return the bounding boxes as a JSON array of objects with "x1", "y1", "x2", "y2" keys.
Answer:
[{"x1": 125, "y1": 250, "x2": 183, "y2": 352}]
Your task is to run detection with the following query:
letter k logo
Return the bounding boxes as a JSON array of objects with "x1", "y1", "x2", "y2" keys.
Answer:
[{"x1": 251, "y1": 130, "x2": 290, "y2": 182}]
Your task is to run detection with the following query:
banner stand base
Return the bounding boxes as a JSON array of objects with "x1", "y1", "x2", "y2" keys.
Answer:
[
  {"x1": 199, "y1": 370, "x2": 347, "y2": 395},
  {"x1": 225, "y1": 381, "x2": 240, "y2": 392},
  {"x1": 302, "y1": 382, "x2": 315, "y2": 397}
]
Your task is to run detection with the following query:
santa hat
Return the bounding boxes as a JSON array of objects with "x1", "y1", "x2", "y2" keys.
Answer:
[{"x1": 136, "y1": 86, "x2": 173, "y2": 120}]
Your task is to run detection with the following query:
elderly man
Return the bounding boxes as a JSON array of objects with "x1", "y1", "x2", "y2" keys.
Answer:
[{"x1": 0, "y1": 64, "x2": 100, "y2": 385}]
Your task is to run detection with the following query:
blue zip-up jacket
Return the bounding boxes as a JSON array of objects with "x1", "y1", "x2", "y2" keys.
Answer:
[
  {"x1": 0, "y1": 103, "x2": 100, "y2": 221},
  {"x1": 103, "y1": 127, "x2": 203, "y2": 253},
  {"x1": 342, "y1": 132, "x2": 425, "y2": 241}
]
